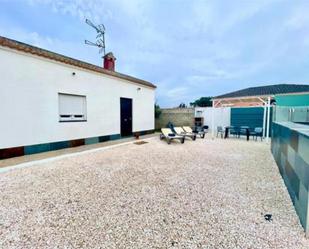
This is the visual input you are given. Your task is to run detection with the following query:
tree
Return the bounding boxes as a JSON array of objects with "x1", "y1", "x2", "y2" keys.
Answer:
[
  {"x1": 155, "y1": 104, "x2": 162, "y2": 118},
  {"x1": 190, "y1": 97, "x2": 212, "y2": 107},
  {"x1": 178, "y1": 103, "x2": 187, "y2": 108}
]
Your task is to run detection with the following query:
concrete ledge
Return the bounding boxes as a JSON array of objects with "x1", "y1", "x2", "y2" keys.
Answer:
[
  {"x1": 0, "y1": 135, "x2": 156, "y2": 174},
  {"x1": 0, "y1": 129, "x2": 154, "y2": 160},
  {"x1": 272, "y1": 122, "x2": 309, "y2": 235},
  {"x1": 0, "y1": 133, "x2": 157, "y2": 170}
]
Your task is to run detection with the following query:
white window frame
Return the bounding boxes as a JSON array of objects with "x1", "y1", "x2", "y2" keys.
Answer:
[{"x1": 58, "y1": 93, "x2": 87, "y2": 122}]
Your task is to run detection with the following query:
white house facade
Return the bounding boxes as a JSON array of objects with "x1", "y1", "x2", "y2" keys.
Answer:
[{"x1": 0, "y1": 36, "x2": 156, "y2": 159}]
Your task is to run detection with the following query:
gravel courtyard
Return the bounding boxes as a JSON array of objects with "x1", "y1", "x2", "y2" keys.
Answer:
[{"x1": 0, "y1": 136, "x2": 308, "y2": 248}]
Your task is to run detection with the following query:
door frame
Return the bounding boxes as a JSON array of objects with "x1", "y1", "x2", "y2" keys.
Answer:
[{"x1": 120, "y1": 97, "x2": 133, "y2": 137}]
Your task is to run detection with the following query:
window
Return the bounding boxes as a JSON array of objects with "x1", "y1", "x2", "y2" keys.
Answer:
[{"x1": 58, "y1": 93, "x2": 87, "y2": 122}]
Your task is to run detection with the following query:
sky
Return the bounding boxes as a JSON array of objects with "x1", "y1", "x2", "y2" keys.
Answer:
[{"x1": 1, "y1": 0, "x2": 309, "y2": 107}]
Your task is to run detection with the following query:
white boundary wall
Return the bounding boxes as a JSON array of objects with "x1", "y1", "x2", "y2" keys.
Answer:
[{"x1": 195, "y1": 107, "x2": 231, "y2": 131}]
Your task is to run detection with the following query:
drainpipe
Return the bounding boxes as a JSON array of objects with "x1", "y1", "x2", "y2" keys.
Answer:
[
  {"x1": 263, "y1": 103, "x2": 266, "y2": 139},
  {"x1": 212, "y1": 100, "x2": 215, "y2": 139},
  {"x1": 266, "y1": 96, "x2": 271, "y2": 143}
]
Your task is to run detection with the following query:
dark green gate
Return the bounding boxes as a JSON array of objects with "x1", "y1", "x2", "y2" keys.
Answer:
[{"x1": 230, "y1": 107, "x2": 272, "y2": 136}]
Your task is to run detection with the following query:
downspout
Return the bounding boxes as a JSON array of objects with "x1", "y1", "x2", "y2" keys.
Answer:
[
  {"x1": 258, "y1": 97, "x2": 267, "y2": 141},
  {"x1": 212, "y1": 100, "x2": 215, "y2": 139},
  {"x1": 263, "y1": 104, "x2": 267, "y2": 139},
  {"x1": 266, "y1": 96, "x2": 271, "y2": 143}
]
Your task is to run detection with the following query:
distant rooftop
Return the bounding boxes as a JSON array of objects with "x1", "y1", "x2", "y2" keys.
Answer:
[{"x1": 214, "y1": 84, "x2": 309, "y2": 99}]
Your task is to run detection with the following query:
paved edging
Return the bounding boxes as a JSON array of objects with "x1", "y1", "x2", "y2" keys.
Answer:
[{"x1": 0, "y1": 137, "x2": 155, "y2": 174}]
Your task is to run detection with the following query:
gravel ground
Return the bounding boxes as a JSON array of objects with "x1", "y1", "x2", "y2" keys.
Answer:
[{"x1": 0, "y1": 136, "x2": 308, "y2": 248}]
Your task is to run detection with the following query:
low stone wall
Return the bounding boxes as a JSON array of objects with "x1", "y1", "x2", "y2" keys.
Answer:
[
  {"x1": 271, "y1": 121, "x2": 309, "y2": 235},
  {"x1": 155, "y1": 108, "x2": 194, "y2": 130}
]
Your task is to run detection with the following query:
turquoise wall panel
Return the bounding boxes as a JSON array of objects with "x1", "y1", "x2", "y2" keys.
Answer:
[
  {"x1": 85, "y1": 137, "x2": 99, "y2": 145},
  {"x1": 25, "y1": 143, "x2": 50, "y2": 155},
  {"x1": 275, "y1": 94, "x2": 309, "y2": 106},
  {"x1": 50, "y1": 141, "x2": 69, "y2": 151},
  {"x1": 271, "y1": 122, "x2": 309, "y2": 234},
  {"x1": 110, "y1": 134, "x2": 121, "y2": 140},
  {"x1": 299, "y1": 134, "x2": 309, "y2": 165}
]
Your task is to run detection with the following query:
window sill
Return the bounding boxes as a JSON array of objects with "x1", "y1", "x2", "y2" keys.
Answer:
[{"x1": 59, "y1": 120, "x2": 87, "y2": 123}]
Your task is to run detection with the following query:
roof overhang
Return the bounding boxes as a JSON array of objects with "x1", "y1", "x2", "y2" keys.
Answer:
[
  {"x1": 212, "y1": 95, "x2": 274, "y2": 107},
  {"x1": 0, "y1": 36, "x2": 156, "y2": 89}
]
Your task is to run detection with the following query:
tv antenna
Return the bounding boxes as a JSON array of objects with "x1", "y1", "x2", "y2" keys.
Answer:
[{"x1": 85, "y1": 19, "x2": 106, "y2": 56}]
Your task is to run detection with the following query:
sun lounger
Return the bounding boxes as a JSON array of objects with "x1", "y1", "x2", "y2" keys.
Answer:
[
  {"x1": 183, "y1": 126, "x2": 205, "y2": 138},
  {"x1": 174, "y1": 127, "x2": 196, "y2": 140},
  {"x1": 160, "y1": 128, "x2": 185, "y2": 144}
]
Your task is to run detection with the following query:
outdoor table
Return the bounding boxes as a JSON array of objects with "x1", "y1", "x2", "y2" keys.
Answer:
[{"x1": 224, "y1": 126, "x2": 250, "y2": 141}]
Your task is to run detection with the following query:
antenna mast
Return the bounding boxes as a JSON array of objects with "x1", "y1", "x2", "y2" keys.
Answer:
[{"x1": 85, "y1": 19, "x2": 106, "y2": 56}]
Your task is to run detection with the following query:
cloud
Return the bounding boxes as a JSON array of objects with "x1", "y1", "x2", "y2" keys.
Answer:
[
  {"x1": 0, "y1": 23, "x2": 103, "y2": 66},
  {"x1": 27, "y1": 0, "x2": 113, "y2": 22},
  {"x1": 286, "y1": 3, "x2": 309, "y2": 30},
  {"x1": 186, "y1": 71, "x2": 231, "y2": 83},
  {"x1": 159, "y1": 86, "x2": 191, "y2": 107},
  {"x1": 0, "y1": 25, "x2": 53, "y2": 48},
  {"x1": 2, "y1": 0, "x2": 309, "y2": 107}
]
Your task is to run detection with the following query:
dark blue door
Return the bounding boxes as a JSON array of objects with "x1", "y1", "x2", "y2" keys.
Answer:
[{"x1": 120, "y1": 98, "x2": 132, "y2": 136}]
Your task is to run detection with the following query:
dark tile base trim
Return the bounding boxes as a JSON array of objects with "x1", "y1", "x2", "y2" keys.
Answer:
[
  {"x1": 0, "y1": 129, "x2": 155, "y2": 160},
  {"x1": 0, "y1": 146, "x2": 24, "y2": 159},
  {"x1": 133, "y1": 129, "x2": 155, "y2": 136}
]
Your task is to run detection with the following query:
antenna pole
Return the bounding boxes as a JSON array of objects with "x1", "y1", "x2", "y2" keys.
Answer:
[{"x1": 84, "y1": 19, "x2": 106, "y2": 56}]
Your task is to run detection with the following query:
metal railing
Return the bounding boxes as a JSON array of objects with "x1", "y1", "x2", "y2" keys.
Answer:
[{"x1": 274, "y1": 106, "x2": 309, "y2": 122}]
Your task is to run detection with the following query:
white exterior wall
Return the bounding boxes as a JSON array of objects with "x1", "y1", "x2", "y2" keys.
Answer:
[
  {"x1": 0, "y1": 47, "x2": 155, "y2": 149},
  {"x1": 195, "y1": 107, "x2": 231, "y2": 131}
]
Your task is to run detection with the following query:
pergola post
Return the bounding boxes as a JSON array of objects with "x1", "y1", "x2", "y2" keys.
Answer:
[
  {"x1": 212, "y1": 100, "x2": 215, "y2": 139},
  {"x1": 263, "y1": 103, "x2": 266, "y2": 139},
  {"x1": 266, "y1": 96, "x2": 271, "y2": 142}
]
